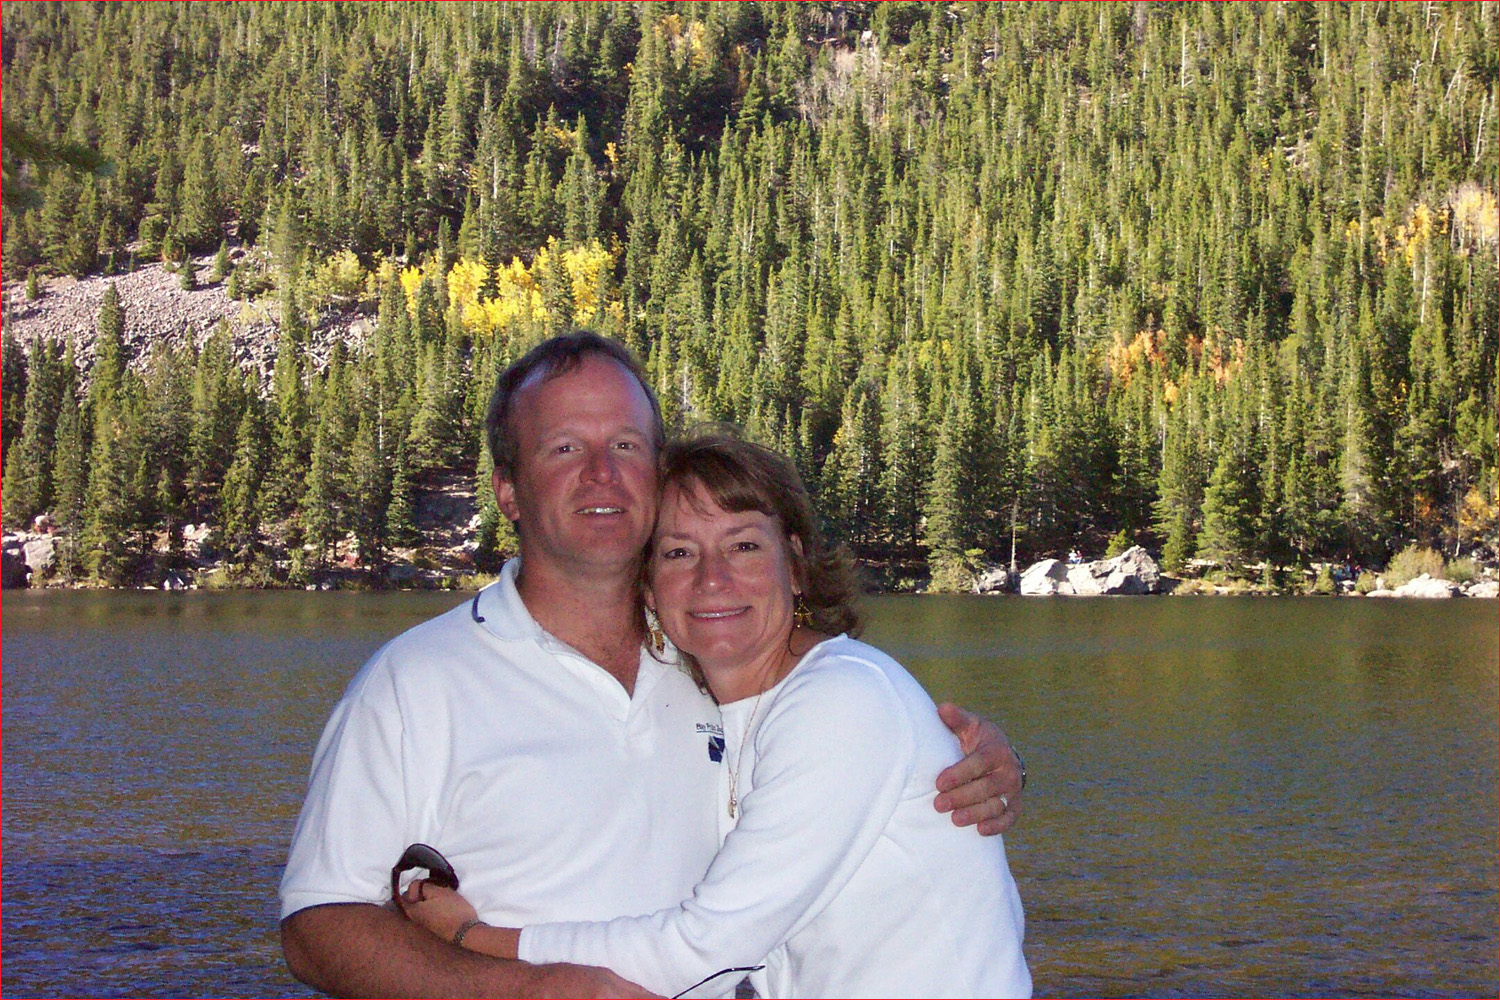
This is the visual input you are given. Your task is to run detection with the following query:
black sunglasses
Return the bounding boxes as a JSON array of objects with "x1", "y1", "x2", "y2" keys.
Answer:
[
  {"x1": 671, "y1": 964, "x2": 766, "y2": 998},
  {"x1": 391, "y1": 842, "x2": 460, "y2": 913}
]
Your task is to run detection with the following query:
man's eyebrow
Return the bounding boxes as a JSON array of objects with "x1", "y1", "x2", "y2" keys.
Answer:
[{"x1": 536, "y1": 425, "x2": 650, "y2": 443}]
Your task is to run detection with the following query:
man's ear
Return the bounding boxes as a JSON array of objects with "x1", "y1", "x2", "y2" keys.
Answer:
[{"x1": 493, "y1": 468, "x2": 521, "y2": 523}]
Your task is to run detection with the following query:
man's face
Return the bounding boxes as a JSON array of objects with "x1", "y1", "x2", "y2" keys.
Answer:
[{"x1": 494, "y1": 354, "x2": 659, "y2": 577}]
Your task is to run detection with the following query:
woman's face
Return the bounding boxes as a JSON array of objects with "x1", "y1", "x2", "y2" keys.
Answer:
[{"x1": 647, "y1": 479, "x2": 800, "y2": 696}]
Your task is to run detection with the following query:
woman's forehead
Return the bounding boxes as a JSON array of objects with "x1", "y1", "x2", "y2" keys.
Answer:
[{"x1": 659, "y1": 480, "x2": 776, "y2": 529}]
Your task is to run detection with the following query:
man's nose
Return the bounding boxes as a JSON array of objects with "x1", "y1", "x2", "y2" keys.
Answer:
[{"x1": 581, "y1": 447, "x2": 619, "y2": 484}]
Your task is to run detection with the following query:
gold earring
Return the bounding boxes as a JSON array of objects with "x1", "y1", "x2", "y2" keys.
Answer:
[
  {"x1": 794, "y1": 593, "x2": 813, "y2": 629},
  {"x1": 645, "y1": 606, "x2": 666, "y2": 655}
]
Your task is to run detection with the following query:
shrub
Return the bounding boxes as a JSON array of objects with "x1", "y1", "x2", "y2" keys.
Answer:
[
  {"x1": 1355, "y1": 570, "x2": 1379, "y2": 594},
  {"x1": 24, "y1": 268, "x2": 40, "y2": 300},
  {"x1": 1104, "y1": 529, "x2": 1131, "y2": 558},
  {"x1": 1446, "y1": 557, "x2": 1479, "y2": 585},
  {"x1": 1312, "y1": 563, "x2": 1336, "y2": 595},
  {"x1": 1383, "y1": 544, "x2": 1446, "y2": 588}
]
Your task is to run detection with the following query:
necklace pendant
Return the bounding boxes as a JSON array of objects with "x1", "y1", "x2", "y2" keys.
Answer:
[{"x1": 727, "y1": 795, "x2": 737, "y2": 818}]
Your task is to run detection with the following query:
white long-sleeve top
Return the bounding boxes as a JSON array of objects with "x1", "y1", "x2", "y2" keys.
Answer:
[{"x1": 519, "y1": 635, "x2": 1031, "y2": 999}]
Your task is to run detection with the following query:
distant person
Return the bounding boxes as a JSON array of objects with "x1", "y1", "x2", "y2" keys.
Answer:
[
  {"x1": 1067, "y1": 548, "x2": 1082, "y2": 565},
  {"x1": 280, "y1": 332, "x2": 1027, "y2": 997},
  {"x1": 400, "y1": 431, "x2": 1030, "y2": 998}
]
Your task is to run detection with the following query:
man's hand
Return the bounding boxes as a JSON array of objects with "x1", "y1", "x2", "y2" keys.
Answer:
[{"x1": 933, "y1": 703, "x2": 1024, "y2": 836}]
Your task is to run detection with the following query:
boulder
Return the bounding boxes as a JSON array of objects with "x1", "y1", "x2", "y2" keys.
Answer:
[
  {"x1": 1065, "y1": 563, "x2": 1105, "y2": 595},
  {"x1": 2, "y1": 537, "x2": 30, "y2": 588},
  {"x1": 22, "y1": 534, "x2": 56, "y2": 576},
  {"x1": 1019, "y1": 559, "x2": 1069, "y2": 595},
  {"x1": 1463, "y1": 579, "x2": 1498, "y2": 599},
  {"x1": 972, "y1": 565, "x2": 1015, "y2": 594},
  {"x1": 161, "y1": 572, "x2": 189, "y2": 591},
  {"x1": 1021, "y1": 547, "x2": 1165, "y2": 596},
  {"x1": 1392, "y1": 573, "x2": 1462, "y2": 598},
  {"x1": 1101, "y1": 546, "x2": 1162, "y2": 594}
]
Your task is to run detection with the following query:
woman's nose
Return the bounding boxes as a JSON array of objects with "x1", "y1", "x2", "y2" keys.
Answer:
[{"x1": 695, "y1": 551, "x2": 729, "y2": 590}]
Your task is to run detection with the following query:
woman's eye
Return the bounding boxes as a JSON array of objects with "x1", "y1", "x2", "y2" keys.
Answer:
[
  {"x1": 733, "y1": 541, "x2": 760, "y2": 552},
  {"x1": 661, "y1": 547, "x2": 690, "y2": 560}
]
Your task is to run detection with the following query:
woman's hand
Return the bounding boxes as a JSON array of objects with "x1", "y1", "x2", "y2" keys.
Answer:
[{"x1": 398, "y1": 878, "x2": 479, "y2": 942}]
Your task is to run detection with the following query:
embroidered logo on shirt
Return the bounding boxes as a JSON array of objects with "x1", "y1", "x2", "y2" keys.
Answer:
[{"x1": 696, "y1": 722, "x2": 726, "y2": 763}]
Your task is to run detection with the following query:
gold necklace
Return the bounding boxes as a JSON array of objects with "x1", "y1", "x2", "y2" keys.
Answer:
[{"x1": 726, "y1": 685, "x2": 768, "y2": 819}]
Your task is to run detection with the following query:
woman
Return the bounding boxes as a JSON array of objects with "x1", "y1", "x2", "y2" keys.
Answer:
[{"x1": 402, "y1": 432, "x2": 1030, "y2": 998}]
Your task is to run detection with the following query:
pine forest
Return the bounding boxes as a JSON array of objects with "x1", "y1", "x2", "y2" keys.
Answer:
[{"x1": 1, "y1": 1, "x2": 1496, "y2": 591}]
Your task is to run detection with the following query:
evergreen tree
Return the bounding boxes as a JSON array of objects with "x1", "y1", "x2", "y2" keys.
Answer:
[
  {"x1": 1, "y1": 340, "x2": 61, "y2": 527},
  {"x1": 49, "y1": 380, "x2": 86, "y2": 579},
  {"x1": 385, "y1": 439, "x2": 421, "y2": 549},
  {"x1": 1197, "y1": 441, "x2": 1261, "y2": 574},
  {"x1": 2, "y1": 328, "x2": 29, "y2": 458},
  {"x1": 210, "y1": 241, "x2": 230, "y2": 283},
  {"x1": 91, "y1": 283, "x2": 127, "y2": 412},
  {"x1": 80, "y1": 397, "x2": 138, "y2": 584},
  {"x1": 924, "y1": 358, "x2": 986, "y2": 592},
  {"x1": 220, "y1": 401, "x2": 267, "y2": 568}
]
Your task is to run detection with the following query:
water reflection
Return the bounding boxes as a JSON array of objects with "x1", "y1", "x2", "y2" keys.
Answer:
[{"x1": 2, "y1": 591, "x2": 1495, "y2": 997}]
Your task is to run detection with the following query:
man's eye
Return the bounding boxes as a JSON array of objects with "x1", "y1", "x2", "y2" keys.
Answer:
[{"x1": 615, "y1": 440, "x2": 638, "y2": 451}]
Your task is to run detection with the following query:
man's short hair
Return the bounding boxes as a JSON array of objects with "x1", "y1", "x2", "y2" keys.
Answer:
[{"x1": 485, "y1": 330, "x2": 665, "y2": 481}]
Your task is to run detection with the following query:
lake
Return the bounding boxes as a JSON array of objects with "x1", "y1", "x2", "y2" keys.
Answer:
[{"x1": 2, "y1": 591, "x2": 1495, "y2": 997}]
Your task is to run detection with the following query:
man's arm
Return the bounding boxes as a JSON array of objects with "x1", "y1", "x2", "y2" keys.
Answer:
[
  {"x1": 281, "y1": 902, "x2": 657, "y2": 998},
  {"x1": 933, "y1": 703, "x2": 1025, "y2": 836}
]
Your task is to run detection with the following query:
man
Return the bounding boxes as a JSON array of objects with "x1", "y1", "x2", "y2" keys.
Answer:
[{"x1": 281, "y1": 331, "x2": 1024, "y2": 997}]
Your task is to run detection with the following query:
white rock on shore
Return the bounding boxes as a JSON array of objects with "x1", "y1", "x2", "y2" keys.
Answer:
[
  {"x1": 1018, "y1": 547, "x2": 1162, "y2": 596},
  {"x1": 1391, "y1": 573, "x2": 1464, "y2": 598},
  {"x1": 1, "y1": 531, "x2": 57, "y2": 587},
  {"x1": 971, "y1": 565, "x2": 1015, "y2": 594},
  {"x1": 1019, "y1": 559, "x2": 1069, "y2": 595}
]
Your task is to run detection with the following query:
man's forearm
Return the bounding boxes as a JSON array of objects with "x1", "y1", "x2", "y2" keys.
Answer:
[{"x1": 281, "y1": 902, "x2": 651, "y2": 998}]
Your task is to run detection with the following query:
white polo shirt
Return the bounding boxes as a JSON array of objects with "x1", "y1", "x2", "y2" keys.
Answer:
[{"x1": 279, "y1": 559, "x2": 724, "y2": 928}]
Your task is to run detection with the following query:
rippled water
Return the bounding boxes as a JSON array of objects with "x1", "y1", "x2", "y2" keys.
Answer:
[{"x1": 2, "y1": 592, "x2": 1495, "y2": 997}]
